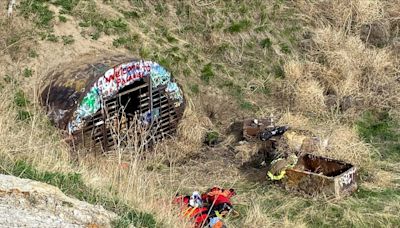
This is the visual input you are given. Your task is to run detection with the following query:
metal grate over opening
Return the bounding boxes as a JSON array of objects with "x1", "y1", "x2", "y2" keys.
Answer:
[{"x1": 73, "y1": 77, "x2": 180, "y2": 152}]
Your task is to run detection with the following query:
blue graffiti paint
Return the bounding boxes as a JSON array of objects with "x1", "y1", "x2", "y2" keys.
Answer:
[
  {"x1": 68, "y1": 60, "x2": 183, "y2": 134},
  {"x1": 150, "y1": 64, "x2": 171, "y2": 88},
  {"x1": 166, "y1": 82, "x2": 183, "y2": 105}
]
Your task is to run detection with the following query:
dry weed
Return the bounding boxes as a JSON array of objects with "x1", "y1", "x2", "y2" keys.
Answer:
[{"x1": 293, "y1": 79, "x2": 326, "y2": 114}]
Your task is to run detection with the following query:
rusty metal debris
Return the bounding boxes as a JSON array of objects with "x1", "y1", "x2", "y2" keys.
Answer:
[
  {"x1": 41, "y1": 55, "x2": 185, "y2": 152},
  {"x1": 243, "y1": 118, "x2": 288, "y2": 141},
  {"x1": 242, "y1": 118, "x2": 357, "y2": 198},
  {"x1": 284, "y1": 154, "x2": 357, "y2": 199}
]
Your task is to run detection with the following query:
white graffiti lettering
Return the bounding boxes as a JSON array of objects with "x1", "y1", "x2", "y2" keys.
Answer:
[{"x1": 339, "y1": 168, "x2": 355, "y2": 187}]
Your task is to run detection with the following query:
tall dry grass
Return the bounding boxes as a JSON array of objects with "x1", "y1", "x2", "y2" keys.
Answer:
[
  {"x1": 0, "y1": 70, "x2": 188, "y2": 227},
  {"x1": 277, "y1": 0, "x2": 400, "y2": 122}
]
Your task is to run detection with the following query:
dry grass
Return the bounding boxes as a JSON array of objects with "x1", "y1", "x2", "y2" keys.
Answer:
[
  {"x1": 0, "y1": 0, "x2": 399, "y2": 227},
  {"x1": 288, "y1": 0, "x2": 400, "y2": 119},
  {"x1": 278, "y1": 112, "x2": 374, "y2": 167}
]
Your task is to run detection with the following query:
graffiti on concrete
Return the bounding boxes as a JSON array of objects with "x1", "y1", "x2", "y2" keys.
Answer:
[
  {"x1": 78, "y1": 87, "x2": 101, "y2": 117},
  {"x1": 339, "y1": 167, "x2": 355, "y2": 187},
  {"x1": 68, "y1": 61, "x2": 183, "y2": 134},
  {"x1": 166, "y1": 82, "x2": 183, "y2": 107},
  {"x1": 150, "y1": 64, "x2": 171, "y2": 88}
]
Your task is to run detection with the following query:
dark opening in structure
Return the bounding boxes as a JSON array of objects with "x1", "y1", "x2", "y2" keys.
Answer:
[{"x1": 41, "y1": 55, "x2": 185, "y2": 153}]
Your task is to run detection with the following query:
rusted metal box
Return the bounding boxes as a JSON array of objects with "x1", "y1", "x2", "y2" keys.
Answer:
[{"x1": 283, "y1": 154, "x2": 357, "y2": 198}]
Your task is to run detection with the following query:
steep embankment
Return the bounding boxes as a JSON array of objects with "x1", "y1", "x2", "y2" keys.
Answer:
[{"x1": 0, "y1": 0, "x2": 399, "y2": 227}]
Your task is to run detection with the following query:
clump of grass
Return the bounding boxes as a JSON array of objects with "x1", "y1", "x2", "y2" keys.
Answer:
[
  {"x1": 46, "y1": 33, "x2": 59, "y2": 42},
  {"x1": 14, "y1": 90, "x2": 30, "y2": 108},
  {"x1": 61, "y1": 35, "x2": 75, "y2": 45},
  {"x1": 280, "y1": 43, "x2": 291, "y2": 54},
  {"x1": 190, "y1": 84, "x2": 199, "y2": 94},
  {"x1": 205, "y1": 131, "x2": 219, "y2": 146},
  {"x1": 20, "y1": 0, "x2": 54, "y2": 28},
  {"x1": 121, "y1": 10, "x2": 140, "y2": 19},
  {"x1": 52, "y1": 0, "x2": 79, "y2": 14},
  {"x1": 28, "y1": 49, "x2": 39, "y2": 58},
  {"x1": 226, "y1": 19, "x2": 252, "y2": 33},
  {"x1": 260, "y1": 38, "x2": 272, "y2": 49},
  {"x1": 23, "y1": 68, "x2": 33, "y2": 78},
  {"x1": 3, "y1": 75, "x2": 16, "y2": 84},
  {"x1": 240, "y1": 101, "x2": 255, "y2": 110},
  {"x1": 17, "y1": 110, "x2": 32, "y2": 121},
  {"x1": 273, "y1": 65, "x2": 285, "y2": 78},
  {"x1": 58, "y1": 15, "x2": 67, "y2": 23},
  {"x1": 201, "y1": 63, "x2": 214, "y2": 83},
  {"x1": 357, "y1": 111, "x2": 400, "y2": 160},
  {"x1": 113, "y1": 34, "x2": 140, "y2": 50}
]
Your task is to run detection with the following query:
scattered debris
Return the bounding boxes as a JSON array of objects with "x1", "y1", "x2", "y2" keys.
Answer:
[
  {"x1": 173, "y1": 187, "x2": 238, "y2": 228},
  {"x1": 41, "y1": 55, "x2": 185, "y2": 152},
  {"x1": 243, "y1": 118, "x2": 288, "y2": 141},
  {"x1": 241, "y1": 116, "x2": 356, "y2": 198}
]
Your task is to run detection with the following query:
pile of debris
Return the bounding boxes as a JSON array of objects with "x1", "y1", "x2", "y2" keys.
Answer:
[
  {"x1": 173, "y1": 187, "x2": 238, "y2": 228},
  {"x1": 242, "y1": 118, "x2": 357, "y2": 199}
]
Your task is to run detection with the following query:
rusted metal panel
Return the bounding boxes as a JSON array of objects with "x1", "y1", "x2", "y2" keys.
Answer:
[
  {"x1": 283, "y1": 154, "x2": 357, "y2": 198},
  {"x1": 41, "y1": 55, "x2": 185, "y2": 152}
]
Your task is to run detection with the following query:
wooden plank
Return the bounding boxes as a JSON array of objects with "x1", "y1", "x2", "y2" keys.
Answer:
[{"x1": 117, "y1": 83, "x2": 149, "y2": 97}]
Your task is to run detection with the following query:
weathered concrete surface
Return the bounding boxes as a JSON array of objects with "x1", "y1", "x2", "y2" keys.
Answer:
[{"x1": 0, "y1": 174, "x2": 117, "y2": 227}]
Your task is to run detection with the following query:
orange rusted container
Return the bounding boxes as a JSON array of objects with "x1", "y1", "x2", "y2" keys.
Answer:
[{"x1": 283, "y1": 154, "x2": 357, "y2": 199}]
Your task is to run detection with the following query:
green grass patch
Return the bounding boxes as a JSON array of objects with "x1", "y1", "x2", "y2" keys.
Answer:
[
  {"x1": 61, "y1": 35, "x2": 75, "y2": 45},
  {"x1": 356, "y1": 111, "x2": 400, "y2": 160},
  {"x1": 46, "y1": 33, "x2": 59, "y2": 42},
  {"x1": 201, "y1": 63, "x2": 215, "y2": 84},
  {"x1": 0, "y1": 160, "x2": 157, "y2": 228},
  {"x1": 76, "y1": 1, "x2": 128, "y2": 39},
  {"x1": 23, "y1": 68, "x2": 33, "y2": 78},
  {"x1": 272, "y1": 64, "x2": 285, "y2": 78},
  {"x1": 20, "y1": 0, "x2": 54, "y2": 28},
  {"x1": 240, "y1": 101, "x2": 255, "y2": 111},
  {"x1": 260, "y1": 38, "x2": 272, "y2": 49},
  {"x1": 113, "y1": 34, "x2": 140, "y2": 50},
  {"x1": 280, "y1": 43, "x2": 291, "y2": 54},
  {"x1": 226, "y1": 19, "x2": 252, "y2": 33},
  {"x1": 189, "y1": 84, "x2": 200, "y2": 94},
  {"x1": 52, "y1": 0, "x2": 79, "y2": 14},
  {"x1": 28, "y1": 49, "x2": 39, "y2": 58},
  {"x1": 58, "y1": 15, "x2": 67, "y2": 23},
  {"x1": 17, "y1": 110, "x2": 32, "y2": 121},
  {"x1": 121, "y1": 10, "x2": 140, "y2": 19},
  {"x1": 14, "y1": 90, "x2": 30, "y2": 107},
  {"x1": 205, "y1": 131, "x2": 219, "y2": 146}
]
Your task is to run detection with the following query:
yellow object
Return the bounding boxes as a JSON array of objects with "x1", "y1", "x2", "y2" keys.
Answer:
[
  {"x1": 267, "y1": 154, "x2": 298, "y2": 181},
  {"x1": 267, "y1": 170, "x2": 286, "y2": 180}
]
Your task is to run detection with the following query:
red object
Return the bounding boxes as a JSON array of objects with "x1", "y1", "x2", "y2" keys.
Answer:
[{"x1": 172, "y1": 187, "x2": 236, "y2": 227}]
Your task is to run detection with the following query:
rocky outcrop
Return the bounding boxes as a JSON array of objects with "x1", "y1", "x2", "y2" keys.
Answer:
[{"x1": 0, "y1": 174, "x2": 117, "y2": 227}]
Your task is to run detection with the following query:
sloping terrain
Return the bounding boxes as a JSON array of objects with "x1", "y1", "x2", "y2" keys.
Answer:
[
  {"x1": 0, "y1": 174, "x2": 117, "y2": 227},
  {"x1": 0, "y1": 0, "x2": 400, "y2": 227}
]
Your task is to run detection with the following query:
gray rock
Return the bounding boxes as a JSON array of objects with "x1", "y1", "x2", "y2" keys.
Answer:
[{"x1": 0, "y1": 174, "x2": 117, "y2": 227}]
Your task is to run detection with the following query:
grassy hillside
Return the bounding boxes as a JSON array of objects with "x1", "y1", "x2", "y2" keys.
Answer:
[{"x1": 1, "y1": 0, "x2": 399, "y2": 227}]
